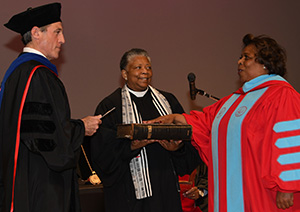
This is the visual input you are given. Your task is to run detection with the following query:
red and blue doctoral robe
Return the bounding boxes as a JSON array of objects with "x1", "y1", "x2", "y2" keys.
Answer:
[{"x1": 184, "y1": 74, "x2": 300, "y2": 212}]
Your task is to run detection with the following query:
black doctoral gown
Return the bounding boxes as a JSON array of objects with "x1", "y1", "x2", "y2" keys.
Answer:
[
  {"x1": 0, "y1": 57, "x2": 85, "y2": 212},
  {"x1": 90, "y1": 87, "x2": 201, "y2": 212}
]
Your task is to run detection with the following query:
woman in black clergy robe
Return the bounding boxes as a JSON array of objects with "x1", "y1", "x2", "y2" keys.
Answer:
[{"x1": 90, "y1": 48, "x2": 201, "y2": 212}]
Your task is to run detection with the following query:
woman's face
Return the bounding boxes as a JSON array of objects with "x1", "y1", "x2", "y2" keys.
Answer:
[
  {"x1": 237, "y1": 44, "x2": 268, "y2": 84},
  {"x1": 122, "y1": 55, "x2": 152, "y2": 91}
]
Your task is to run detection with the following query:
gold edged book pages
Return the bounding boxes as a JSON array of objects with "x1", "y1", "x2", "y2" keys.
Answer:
[{"x1": 117, "y1": 124, "x2": 192, "y2": 140}]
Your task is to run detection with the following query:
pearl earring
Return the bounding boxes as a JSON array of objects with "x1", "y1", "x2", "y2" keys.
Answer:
[{"x1": 263, "y1": 66, "x2": 266, "y2": 70}]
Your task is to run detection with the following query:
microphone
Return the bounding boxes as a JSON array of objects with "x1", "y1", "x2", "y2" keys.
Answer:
[
  {"x1": 188, "y1": 72, "x2": 197, "y2": 100},
  {"x1": 187, "y1": 72, "x2": 220, "y2": 101}
]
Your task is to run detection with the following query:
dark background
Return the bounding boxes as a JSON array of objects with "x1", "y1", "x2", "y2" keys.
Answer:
[{"x1": 1, "y1": 0, "x2": 299, "y2": 118}]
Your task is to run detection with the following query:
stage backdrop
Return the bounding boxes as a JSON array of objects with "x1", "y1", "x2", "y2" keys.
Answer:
[{"x1": 1, "y1": 0, "x2": 300, "y2": 118}]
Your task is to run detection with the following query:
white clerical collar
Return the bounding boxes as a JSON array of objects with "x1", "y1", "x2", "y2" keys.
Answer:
[
  {"x1": 126, "y1": 84, "x2": 149, "y2": 97},
  {"x1": 23, "y1": 47, "x2": 47, "y2": 58}
]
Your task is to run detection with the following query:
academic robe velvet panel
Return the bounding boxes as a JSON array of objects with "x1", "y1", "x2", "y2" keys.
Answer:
[
  {"x1": 90, "y1": 88, "x2": 201, "y2": 212},
  {"x1": 0, "y1": 60, "x2": 85, "y2": 212},
  {"x1": 183, "y1": 75, "x2": 300, "y2": 212}
]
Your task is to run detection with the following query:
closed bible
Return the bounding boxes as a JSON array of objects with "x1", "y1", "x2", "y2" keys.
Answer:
[{"x1": 117, "y1": 124, "x2": 192, "y2": 140}]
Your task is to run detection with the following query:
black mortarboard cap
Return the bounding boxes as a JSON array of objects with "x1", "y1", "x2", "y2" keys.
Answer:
[{"x1": 4, "y1": 2, "x2": 61, "y2": 35}]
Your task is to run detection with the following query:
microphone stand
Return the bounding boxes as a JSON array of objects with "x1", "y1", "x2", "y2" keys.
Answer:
[{"x1": 196, "y1": 89, "x2": 220, "y2": 102}]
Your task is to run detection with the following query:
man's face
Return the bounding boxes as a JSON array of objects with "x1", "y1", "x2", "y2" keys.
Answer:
[{"x1": 38, "y1": 22, "x2": 65, "y2": 60}]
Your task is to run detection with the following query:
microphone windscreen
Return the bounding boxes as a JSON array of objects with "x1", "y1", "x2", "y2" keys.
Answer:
[
  {"x1": 188, "y1": 72, "x2": 195, "y2": 82},
  {"x1": 187, "y1": 73, "x2": 197, "y2": 100}
]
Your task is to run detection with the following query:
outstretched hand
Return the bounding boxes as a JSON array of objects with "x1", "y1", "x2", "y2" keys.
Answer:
[
  {"x1": 143, "y1": 114, "x2": 187, "y2": 125},
  {"x1": 143, "y1": 115, "x2": 173, "y2": 124}
]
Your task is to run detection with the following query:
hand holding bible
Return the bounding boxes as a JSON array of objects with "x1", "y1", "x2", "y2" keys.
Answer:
[
  {"x1": 131, "y1": 139, "x2": 157, "y2": 150},
  {"x1": 158, "y1": 140, "x2": 183, "y2": 151}
]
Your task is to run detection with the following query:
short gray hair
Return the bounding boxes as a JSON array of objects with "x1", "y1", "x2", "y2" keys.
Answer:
[
  {"x1": 21, "y1": 25, "x2": 49, "y2": 45},
  {"x1": 120, "y1": 48, "x2": 151, "y2": 71}
]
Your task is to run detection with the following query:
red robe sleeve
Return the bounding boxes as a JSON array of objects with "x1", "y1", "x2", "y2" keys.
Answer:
[{"x1": 260, "y1": 84, "x2": 300, "y2": 192}]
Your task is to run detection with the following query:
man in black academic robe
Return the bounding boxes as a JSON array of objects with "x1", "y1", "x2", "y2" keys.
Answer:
[{"x1": 0, "y1": 3, "x2": 101, "y2": 212}]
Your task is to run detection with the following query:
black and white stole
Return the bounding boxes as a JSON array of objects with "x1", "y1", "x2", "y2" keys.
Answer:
[{"x1": 121, "y1": 85, "x2": 172, "y2": 199}]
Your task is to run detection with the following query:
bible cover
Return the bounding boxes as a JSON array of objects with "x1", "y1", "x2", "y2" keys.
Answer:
[{"x1": 117, "y1": 124, "x2": 192, "y2": 140}]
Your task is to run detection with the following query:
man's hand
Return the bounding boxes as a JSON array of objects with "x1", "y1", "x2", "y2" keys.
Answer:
[
  {"x1": 276, "y1": 191, "x2": 294, "y2": 209},
  {"x1": 81, "y1": 115, "x2": 102, "y2": 136}
]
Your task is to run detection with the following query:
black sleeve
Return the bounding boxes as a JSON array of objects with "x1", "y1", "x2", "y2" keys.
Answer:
[
  {"x1": 90, "y1": 91, "x2": 140, "y2": 186},
  {"x1": 160, "y1": 90, "x2": 202, "y2": 175},
  {"x1": 195, "y1": 160, "x2": 208, "y2": 190},
  {"x1": 20, "y1": 66, "x2": 85, "y2": 172},
  {"x1": 0, "y1": 157, "x2": 3, "y2": 211},
  {"x1": 195, "y1": 160, "x2": 208, "y2": 212},
  {"x1": 170, "y1": 140, "x2": 202, "y2": 176},
  {"x1": 158, "y1": 90, "x2": 185, "y2": 114}
]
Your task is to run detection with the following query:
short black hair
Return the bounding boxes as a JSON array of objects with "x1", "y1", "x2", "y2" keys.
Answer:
[{"x1": 242, "y1": 34, "x2": 287, "y2": 77}]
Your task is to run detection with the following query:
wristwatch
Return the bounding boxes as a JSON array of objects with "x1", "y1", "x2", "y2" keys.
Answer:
[
  {"x1": 198, "y1": 189, "x2": 204, "y2": 197},
  {"x1": 198, "y1": 188, "x2": 208, "y2": 197}
]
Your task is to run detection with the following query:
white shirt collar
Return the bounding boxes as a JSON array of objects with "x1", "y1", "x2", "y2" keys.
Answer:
[
  {"x1": 126, "y1": 84, "x2": 149, "y2": 97},
  {"x1": 23, "y1": 47, "x2": 47, "y2": 58}
]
